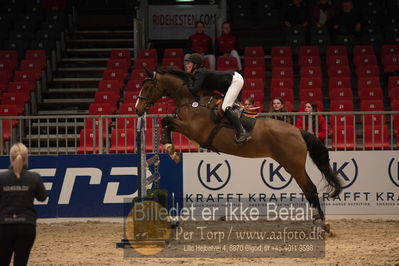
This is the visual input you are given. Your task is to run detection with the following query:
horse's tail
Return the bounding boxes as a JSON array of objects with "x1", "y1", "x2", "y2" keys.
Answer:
[{"x1": 300, "y1": 130, "x2": 342, "y2": 198}]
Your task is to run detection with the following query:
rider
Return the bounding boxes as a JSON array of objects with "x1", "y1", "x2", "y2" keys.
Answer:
[{"x1": 184, "y1": 53, "x2": 251, "y2": 144}]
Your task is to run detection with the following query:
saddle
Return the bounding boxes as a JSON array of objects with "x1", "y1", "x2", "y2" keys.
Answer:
[{"x1": 202, "y1": 97, "x2": 257, "y2": 151}]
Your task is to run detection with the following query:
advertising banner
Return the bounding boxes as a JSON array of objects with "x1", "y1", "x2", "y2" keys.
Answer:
[
  {"x1": 0, "y1": 154, "x2": 183, "y2": 218},
  {"x1": 183, "y1": 152, "x2": 399, "y2": 215},
  {"x1": 148, "y1": 5, "x2": 218, "y2": 40}
]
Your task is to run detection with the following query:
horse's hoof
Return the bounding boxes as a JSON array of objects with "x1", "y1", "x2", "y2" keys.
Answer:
[
  {"x1": 323, "y1": 223, "x2": 330, "y2": 234},
  {"x1": 172, "y1": 152, "x2": 180, "y2": 163}
]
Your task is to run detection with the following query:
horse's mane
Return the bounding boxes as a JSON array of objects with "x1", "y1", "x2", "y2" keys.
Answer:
[{"x1": 157, "y1": 66, "x2": 192, "y2": 85}]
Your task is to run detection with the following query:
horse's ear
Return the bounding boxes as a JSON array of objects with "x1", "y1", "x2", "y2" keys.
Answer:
[{"x1": 144, "y1": 67, "x2": 154, "y2": 79}]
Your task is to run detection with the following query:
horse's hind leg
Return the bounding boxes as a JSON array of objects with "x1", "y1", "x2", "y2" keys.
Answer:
[{"x1": 281, "y1": 158, "x2": 325, "y2": 223}]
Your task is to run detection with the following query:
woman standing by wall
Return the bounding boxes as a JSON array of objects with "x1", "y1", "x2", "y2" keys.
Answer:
[{"x1": 0, "y1": 143, "x2": 47, "y2": 266}]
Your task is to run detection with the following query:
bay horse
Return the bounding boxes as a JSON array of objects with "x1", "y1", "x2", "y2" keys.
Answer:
[{"x1": 135, "y1": 67, "x2": 341, "y2": 227}]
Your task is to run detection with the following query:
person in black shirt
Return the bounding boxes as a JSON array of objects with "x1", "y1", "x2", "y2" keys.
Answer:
[
  {"x1": 0, "y1": 143, "x2": 47, "y2": 266},
  {"x1": 184, "y1": 53, "x2": 251, "y2": 143},
  {"x1": 284, "y1": 0, "x2": 310, "y2": 28},
  {"x1": 331, "y1": 0, "x2": 362, "y2": 35}
]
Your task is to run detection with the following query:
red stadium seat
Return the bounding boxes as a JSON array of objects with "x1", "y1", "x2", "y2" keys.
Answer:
[
  {"x1": 0, "y1": 50, "x2": 18, "y2": 67},
  {"x1": 300, "y1": 66, "x2": 322, "y2": 78},
  {"x1": 357, "y1": 76, "x2": 381, "y2": 91},
  {"x1": 390, "y1": 87, "x2": 399, "y2": 101},
  {"x1": 0, "y1": 105, "x2": 19, "y2": 141},
  {"x1": 94, "y1": 91, "x2": 119, "y2": 113},
  {"x1": 270, "y1": 88, "x2": 294, "y2": 103},
  {"x1": 299, "y1": 77, "x2": 322, "y2": 91},
  {"x1": 1, "y1": 92, "x2": 29, "y2": 114},
  {"x1": 271, "y1": 56, "x2": 293, "y2": 68},
  {"x1": 382, "y1": 54, "x2": 399, "y2": 73},
  {"x1": 126, "y1": 79, "x2": 142, "y2": 92},
  {"x1": 102, "y1": 68, "x2": 128, "y2": 81},
  {"x1": 0, "y1": 70, "x2": 12, "y2": 83},
  {"x1": 244, "y1": 46, "x2": 264, "y2": 58},
  {"x1": 360, "y1": 99, "x2": 385, "y2": 126},
  {"x1": 14, "y1": 70, "x2": 40, "y2": 82},
  {"x1": 358, "y1": 87, "x2": 383, "y2": 100},
  {"x1": 329, "y1": 87, "x2": 353, "y2": 101},
  {"x1": 25, "y1": 50, "x2": 47, "y2": 67},
  {"x1": 299, "y1": 88, "x2": 323, "y2": 103},
  {"x1": 98, "y1": 79, "x2": 124, "y2": 93},
  {"x1": 329, "y1": 77, "x2": 351, "y2": 91},
  {"x1": 327, "y1": 55, "x2": 349, "y2": 66},
  {"x1": 217, "y1": 56, "x2": 238, "y2": 71},
  {"x1": 107, "y1": 58, "x2": 130, "y2": 71},
  {"x1": 241, "y1": 89, "x2": 264, "y2": 102},
  {"x1": 7, "y1": 81, "x2": 36, "y2": 94},
  {"x1": 243, "y1": 67, "x2": 265, "y2": 81},
  {"x1": 124, "y1": 91, "x2": 139, "y2": 104},
  {"x1": 19, "y1": 59, "x2": 44, "y2": 80},
  {"x1": 270, "y1": 78, "x2": 294, "y2": 90},
  {"x1": 331, "y1": 126, "x2": 356, "y2": 150},
  {"x1": 134, "y1": 58, "x2": 157, "y2": 71},
  {"x1": 131, "y1": 69, "x2": 148, "y2": 81},
  {"x1": 244, "y1": 56, "x2": 265, "y2": 69},
  {"x1": 0, "y1": 82, "x2": 7, "y2": 93},
  {"x1": 173, "y1": 132, "x2": 198, "y2": 152},
  {"x1": 149, "y1": 103, "x2": 169, "y2": 114},
  {"x1": 299, "y1": 46, "x2": 320, "y2": 57},
  {"x1": 328, "y1": 65, "x2": 351, "y2": 77},
  {"x1": 110, "y1": 49, "x2": 131, "y2": 61},
  {"x1": 299, "y1": 55, "x2": 321, "y2": 67},
  {"x1": 355, "y1": 65, "x2": 379, "y2": 78},
  {"x1": 271, "y1": 46, "x2": 292, "y2": 57},
  {"x1": 353, "y1": 45, "x2": 375, "y2": 57},
  {"x1": 109, "y1": 128, "x2": 135, "y2": 153},
  {"x1": 77, "y1": 129, "x2": 105, "y2": 154},
  {"x1": 381, "y1": 45, "x2": 399, "y2": 57},
  {"x1": 163, "y1": 48, "x2": 184, "y2": 59},
  {"x1": 137, "y1": 48, "x2": 158, "y2": 63},
  {"x1": 117, "y1": 103, "x2": 136, "y2": 129},
  {"x1": 272, "y1": 67, "x2": 293, "y2": 78},
  {"x1": 354, "y1": 54, "x2": 377, "y2": 68},
  {"x1": 326, "y1": 45, "x2": 347, "y2": 57},
  {"x1": 161, "y1": 57, "x2": 183, "y2": 69},
  {"x1": 330, "y1": 100, "x2": 354, "y2": 111},
  {"x1": 0, "y1": 59, "x2": 16, "y2": 73},
  {"x1": 363, "y1": 125, "x2": 390, "y2": 150},
  {"x1": 388, "y1": 76, "x2": 399, "y2": 97},
  {"x1": 242, "y1": 78, "x2": 264, "y2": 90}
]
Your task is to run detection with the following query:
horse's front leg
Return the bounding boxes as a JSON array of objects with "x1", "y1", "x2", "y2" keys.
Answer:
[{"x1": 161, "y1": 117, "x2": 180, "y2": 163}]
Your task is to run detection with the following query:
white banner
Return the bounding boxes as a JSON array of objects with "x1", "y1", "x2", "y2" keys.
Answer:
[
  {"x1": 148, "y1": 5, "x2": 218, "y2": 40},
  {"x1": 183, "y1": 152, "x2": 399, "y2": 215}
]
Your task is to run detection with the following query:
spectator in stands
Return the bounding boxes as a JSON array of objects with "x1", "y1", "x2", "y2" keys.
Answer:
[
  {"x1": 269, "y1": 97, "x2": 292, "y2": 124},
  {"x1": 243, "y1": 97, "x2": 260, "y2": 117},
  {"x1": 331, "y1": 0, "x2": 362, "y2": 35},
  {"x1": 295, "y1": 101, "x2": 327, "y2": 142},
  {"x1": 216, "y1": 22, "x2": 242, "y2": 71},
  {"x1": 312, "y1": 0, "x2": 336, "y2": 27},
  {"x1": 185, "y1": 21, "x2": 216, "y2": 70},
  {"x1": 0, "y1": 143, "x2": 47, "y2": 266},
  {"x1": 283, "y1": 0, "x2": 310, "y2": 28}
]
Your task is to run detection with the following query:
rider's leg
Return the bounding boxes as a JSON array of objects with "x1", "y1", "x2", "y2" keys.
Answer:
[{"x1": 222, "y1": 72, "x2": 250, "y2": 143}]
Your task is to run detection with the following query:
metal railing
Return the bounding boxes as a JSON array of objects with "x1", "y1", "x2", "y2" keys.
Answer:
[{"x1": 0, "y1": 111, "x2": 398, "y2": 155}]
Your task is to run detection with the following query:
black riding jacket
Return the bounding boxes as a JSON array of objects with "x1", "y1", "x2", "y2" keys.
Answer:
[
  {"x1": 0, "y1": 167, "x2": 47, "y2": 225},
  {"x1": 189, "y1": 68, "x2": 234, "y2": 95}
]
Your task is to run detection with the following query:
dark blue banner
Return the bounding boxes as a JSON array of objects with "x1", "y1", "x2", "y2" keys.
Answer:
[{"x1": 0, "y1": 154, "x2": 183, "y2": 218}]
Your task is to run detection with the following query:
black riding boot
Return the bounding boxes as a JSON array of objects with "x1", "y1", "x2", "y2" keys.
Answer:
[{"x1": 224, "y1": 106, "x2": 251, "y2": 144}]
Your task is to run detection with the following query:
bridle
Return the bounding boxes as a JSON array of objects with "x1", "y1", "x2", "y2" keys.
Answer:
[{"x1": 138, "y1": 73, "x2": 158, "y2": 106}]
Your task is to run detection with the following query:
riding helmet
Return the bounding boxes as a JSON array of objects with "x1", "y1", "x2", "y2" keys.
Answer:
[{"x1": 185, "y1": 53, "x2": 204, "y2": 67}]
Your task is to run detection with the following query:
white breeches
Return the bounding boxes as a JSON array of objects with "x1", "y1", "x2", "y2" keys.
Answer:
[{"x1": 222, "y1": 72, "x2": 244, "y2": 111}]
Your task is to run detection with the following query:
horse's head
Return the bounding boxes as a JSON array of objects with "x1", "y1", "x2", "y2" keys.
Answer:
[{"x1": 135, "y1": 69, "x2": 165, "y2": 116}]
